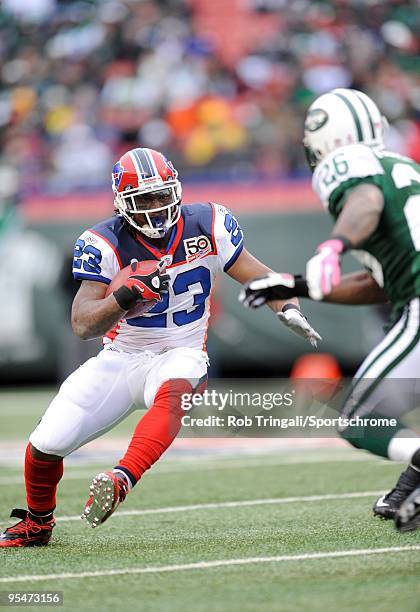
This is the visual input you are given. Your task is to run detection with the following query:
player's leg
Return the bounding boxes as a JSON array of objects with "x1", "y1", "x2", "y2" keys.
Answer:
[
  {"x1": 0, "y1": 350, "x2": 140, "y2": 547},
  {"x1": 0, "y1": 445, "x2": 65, "y2": 547},
  {"x1": 339, "y1": 298, "x2": 420, "y2": 518},
  {"x1": 82, "y1": 371, "x2": 203, "y2": 528},
  {"x1": 110, "y1": 348, "x2": 208, "y2": 495},
  {"x1": 82, "y1": 347, "x2": 207, "y2": 527}
]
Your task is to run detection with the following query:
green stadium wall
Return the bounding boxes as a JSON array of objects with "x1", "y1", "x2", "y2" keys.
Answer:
[{"x1": 0, "y1": 211, "x2": 387, "y2": 383}]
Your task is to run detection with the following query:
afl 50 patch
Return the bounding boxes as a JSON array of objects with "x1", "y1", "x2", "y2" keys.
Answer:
[{"x1": 184, "y1": 236, "x2": 212, "y2": 262}]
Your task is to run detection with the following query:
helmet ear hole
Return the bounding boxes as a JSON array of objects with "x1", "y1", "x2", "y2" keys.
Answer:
[{"x1": 304, "y1": 142, "x2": 322, "y2": 172}]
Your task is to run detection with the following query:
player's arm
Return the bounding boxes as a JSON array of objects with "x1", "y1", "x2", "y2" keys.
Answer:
[
  {"x1": 227, "y1": 248, "x2": 299, "y2": 313},
  {"x1": 306, "y1": 183, "x2": 384, "y2": 300},
  {"x1": 229, "y1": 248, "x2": 321, "y2": 347},
  {"x1": 72, "y1": 261, "x2": 169, "y2": 340},
  {"x1": 240, "y1": 268, "x2": 388, "y2": 309},
  {"x1": 324, "y1": 270, "x2": 388, "y2": 305},
  {"x1": 71, "y1": 280, "x2": 126, "y2": 340},
  {"x1": 323, "y1": 270, "x2": 388, "y2": 306},
  {"x1": 72, "y1": 230, "x2": 129, "y2": 339},
  {"x1": 332, "y1": 183, "x2": 384, "y2": 245}
]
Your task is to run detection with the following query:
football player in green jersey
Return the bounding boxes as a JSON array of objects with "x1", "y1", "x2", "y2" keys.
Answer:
[{"x1": 240, "y1": 88, "x2": 420, "y2": 531}]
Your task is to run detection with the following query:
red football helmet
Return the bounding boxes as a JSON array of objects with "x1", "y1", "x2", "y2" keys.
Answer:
[{"x1": 112, "y1": 147, "x2": 182, "y2": 238}]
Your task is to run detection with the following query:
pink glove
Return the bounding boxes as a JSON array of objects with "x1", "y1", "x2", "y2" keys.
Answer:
[{"x1": 306, "y1": 238, "x2": 347, "y2": 300}]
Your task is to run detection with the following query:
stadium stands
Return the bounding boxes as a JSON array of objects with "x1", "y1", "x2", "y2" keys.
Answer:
[{"x1": 0, "y1": 0, "x2": 418, "y2": 202}]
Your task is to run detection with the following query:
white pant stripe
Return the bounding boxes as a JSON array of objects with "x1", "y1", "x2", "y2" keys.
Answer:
[
  {"x1": 341, "y1": 299, "x2": 420, "y2": 421},
  {"x1": 347, "y1": 299, "x2": 420, "y2": 421},
  {"x1": 359, "y1": 299, "x2": 419, "y2": 380},
  {"x1": 353, "y1": 308, "x2": 408, "y2": 380}
]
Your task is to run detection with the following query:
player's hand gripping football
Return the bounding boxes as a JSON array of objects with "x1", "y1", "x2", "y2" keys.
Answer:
[
  {"x1": 239, "y1": 273, "x2": 321, "y2": 348},
  {"x1": 113, "y1": 259, "x2": 170, "y2": 312}
]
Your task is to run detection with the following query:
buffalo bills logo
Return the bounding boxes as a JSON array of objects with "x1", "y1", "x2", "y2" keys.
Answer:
[
  {"x1": 163, "y1": 156, "x2": 177, "y2": 179},
  {"x1": 112, "y1": 161, "x2": 125, "y2": 190}
]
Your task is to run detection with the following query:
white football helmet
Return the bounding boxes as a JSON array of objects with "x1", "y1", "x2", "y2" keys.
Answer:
[{"x1": 303, "y1": 88, "x2": 388, "y2": 170}]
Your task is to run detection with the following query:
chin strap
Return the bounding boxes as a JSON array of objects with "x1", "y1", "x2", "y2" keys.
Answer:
[{"x1": 139, "y1": 225, "x2": 169, "y2": 239}]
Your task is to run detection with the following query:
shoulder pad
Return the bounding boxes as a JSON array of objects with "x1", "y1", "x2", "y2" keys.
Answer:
[{"x1": 313, "y1": 144, "x2": 384, "y2": 208}]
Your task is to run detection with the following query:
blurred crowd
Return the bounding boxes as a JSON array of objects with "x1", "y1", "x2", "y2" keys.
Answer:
[{"x1": 0, "y1": 0, "x2": 419, "y2": 202}]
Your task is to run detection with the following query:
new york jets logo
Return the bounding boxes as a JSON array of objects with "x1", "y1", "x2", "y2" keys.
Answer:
[{"x1": 305, "y1": 109, "x2": 329, "y2": 132}]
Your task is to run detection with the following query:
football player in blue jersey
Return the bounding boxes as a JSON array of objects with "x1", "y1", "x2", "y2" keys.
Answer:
[{"x1": 0, "y1": 146, "x2": 321, "y2": 547}]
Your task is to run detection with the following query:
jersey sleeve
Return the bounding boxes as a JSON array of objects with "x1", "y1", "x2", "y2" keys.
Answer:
[
  {"x1": 212, "y1": 203, "x2": 245, "y2": 272},
  {"x1": 312, "y1": 144, "x2": 385, "y2": 218},
  {"x1": 72, "y1": 229, "x2": 121, "y2": 284}
]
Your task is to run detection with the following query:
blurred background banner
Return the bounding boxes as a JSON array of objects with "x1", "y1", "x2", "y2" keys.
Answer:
[{"x1": 0, "y1": 0, "x2": 419, "y2": 382}]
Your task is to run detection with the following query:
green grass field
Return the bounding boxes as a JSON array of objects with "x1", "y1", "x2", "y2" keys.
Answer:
[{"x1": 0, "y1": 389, "x2": 419, "y2": 611}]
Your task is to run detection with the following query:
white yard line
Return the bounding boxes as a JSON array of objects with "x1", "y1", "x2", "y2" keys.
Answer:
[
  {"x1": 56, "y1": 491, "x2": 385, "y2": 522},
  {"x1": 1, "y1": 454, "x2": 394, "y2": 485},
  {"x1": 1, "y1": 546, "x2": 419, "y2": 584}
]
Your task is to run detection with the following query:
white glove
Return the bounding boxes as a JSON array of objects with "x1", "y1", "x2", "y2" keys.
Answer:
[{"x1": 277, "y1": 306, "x2": 322, "y2": 348}]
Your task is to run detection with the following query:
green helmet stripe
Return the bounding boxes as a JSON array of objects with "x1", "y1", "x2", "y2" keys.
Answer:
[
  {"x1": 353, "y1": 90, "x2": 375, "y2": 139},
  {"x1": 334, "y1": 92, "x2": 363, "y2": 141}
]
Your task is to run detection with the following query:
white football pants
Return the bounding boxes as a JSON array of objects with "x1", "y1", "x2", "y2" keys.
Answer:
[
  {"x1": 341, "y1": 297, "x2": 420, "y2": 421},
  {"x1": 29, "y1": 347, "x2": 208, "y2": 457}
]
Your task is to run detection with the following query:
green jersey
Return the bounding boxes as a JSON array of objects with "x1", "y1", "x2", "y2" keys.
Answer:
[{"x1": 312, "y1": 143, "x2": 420, "y2": 315}]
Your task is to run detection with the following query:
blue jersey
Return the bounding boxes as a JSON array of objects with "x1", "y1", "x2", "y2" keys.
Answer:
[{"x1": 72, "y1": 202, "x2": 244, "y2": 353}]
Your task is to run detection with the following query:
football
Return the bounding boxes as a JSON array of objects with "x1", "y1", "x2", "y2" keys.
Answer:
[{"x1": 105, "y1": 260, "x2": 160, "y2": 319}]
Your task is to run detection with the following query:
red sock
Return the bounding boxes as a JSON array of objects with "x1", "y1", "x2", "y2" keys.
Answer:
[
  {"x1": 25, "y1": 444, "x2": 64, "y2": 515},
  {"x1": 117, "y1": 379, "x2": 194, "y2": 484}
]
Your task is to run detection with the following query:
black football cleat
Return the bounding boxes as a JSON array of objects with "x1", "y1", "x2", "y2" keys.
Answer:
[
  {"x1": 373, "y1": 465, "x2": 420, "y2": 519},
  {"x1": 395, "y1": 486, "x2": 420, "y2": 532},
  {"x1": 0, "y1": 509, "x2": 55, "y2": 548},
  {"x1": 81, "y1": 471, "x2": 128, "y2": 528}
]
